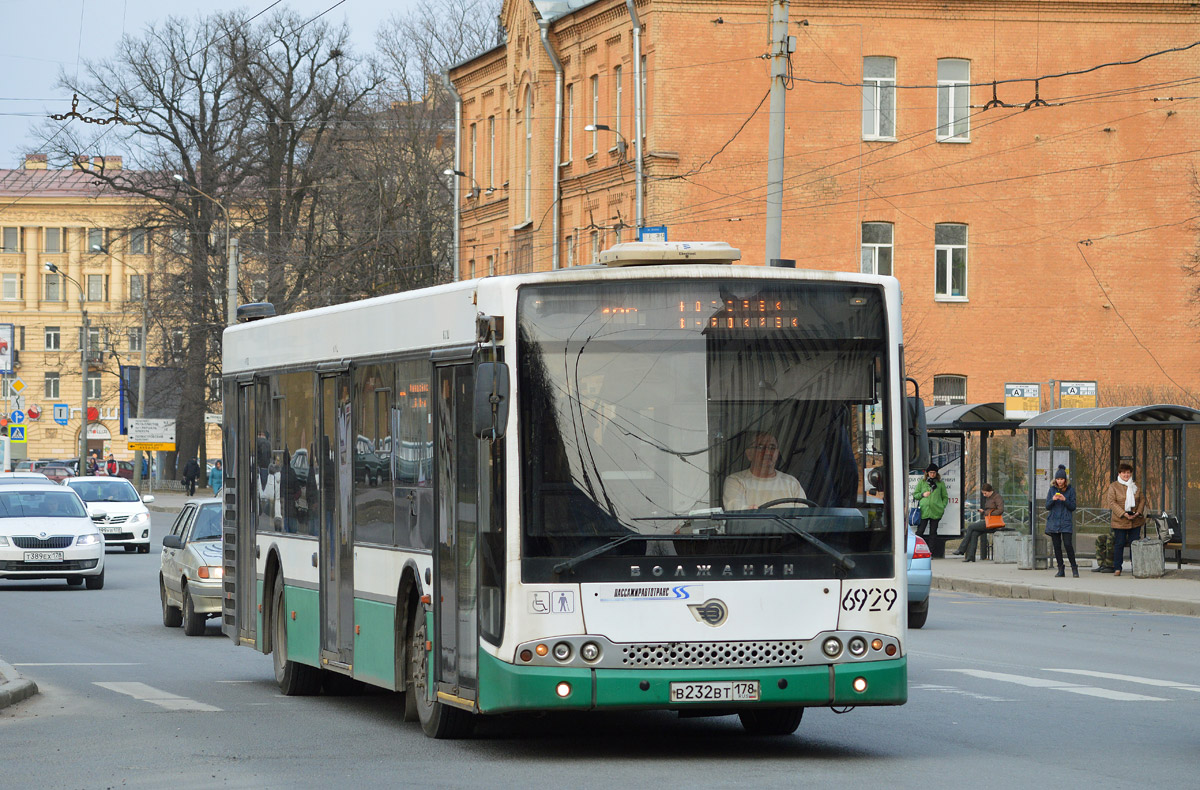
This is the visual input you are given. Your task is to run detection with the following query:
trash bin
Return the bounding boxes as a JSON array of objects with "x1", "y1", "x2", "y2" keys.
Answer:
[
  {"x1": 1131, "y1": 538, "x2": 1165, "y2": 578},
  {"x1": 992, "y1": 531, "x2": 1019, "y2": 564},
  {"x1": 1017, "y1": 535, "x2": 1035, "y2": 570}
]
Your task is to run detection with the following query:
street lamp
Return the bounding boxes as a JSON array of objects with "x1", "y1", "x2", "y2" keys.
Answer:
[
  {"x1": 45, "y1": 262, "x2": 89, "y2": 471},
  {"x1": 443, "y1": 168, "x2": 493, "y2": 199},
  {"x1": 584, "y1": 124, "x2": 629, "y2": 158},
  {"x1": 172, "y1": 173, "x2": 236, "y2": 326}
]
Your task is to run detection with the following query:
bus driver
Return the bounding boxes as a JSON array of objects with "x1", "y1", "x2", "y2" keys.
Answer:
[{"x1": 722, "y1": 431, "x2": 807, "y2": 511}]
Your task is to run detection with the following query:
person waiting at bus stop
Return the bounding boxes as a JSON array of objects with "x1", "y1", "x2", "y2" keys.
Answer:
[
  {"x1": 954, "y1": 483, "x2": 1004, "y2": 561},
  {"x1": 722, "y1": 431, "x2": 806, "y2": 510},
  {"x1": 912, "y1": 463, "x2": 948, "y2": 552},
  {"x1": 1106, "y1": 462, "x2": 1145, "y2": 577},
  {"x1": 1045, "y1": 466, "x2": 1079, "y2": 577}
]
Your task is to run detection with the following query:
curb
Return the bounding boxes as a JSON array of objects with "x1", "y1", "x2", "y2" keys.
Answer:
[
  {"x1": 932, "y1": 577, "x2": 1200, "y2": 617},
  {"x1": 0, "y1": 659, "x2": 38, "y2": 711}
]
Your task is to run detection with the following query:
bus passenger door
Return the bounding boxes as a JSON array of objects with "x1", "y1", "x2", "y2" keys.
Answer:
[
  {"x1": 318, "y1": 373, "x2": 355, "y2": 670},
  {"x1": 433, "y1": 361, "x2": 479, "y2": 702},
  {"x1": 227, "y1": 381, "x2": 258, "y2": 648}
]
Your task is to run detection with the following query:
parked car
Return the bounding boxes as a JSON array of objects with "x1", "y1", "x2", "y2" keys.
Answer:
[
  {"x1": 40, "y1": 466, "x2": 75, "y2": 484},
  {"x1": 160, "y1": 498, "x2": 223, "y2": 635},
  {"x1": 907, "y1": 530, "x2": 932, "y2": 629},
  {"x1": 0, "y1": 472, "x2": 59, "y2": 486},
  {"x1": 13, "y1": 459, "x2": 52, "y2": 472},
  {"x1": 0, "y1": 484, "x2": 106, "y2": 588},
  {"x1": 49, "y1": 459, "x2": 80, "y2": 476},
  {"x1": 61, "y1": 477, "x2": 155, "y2": 553}
]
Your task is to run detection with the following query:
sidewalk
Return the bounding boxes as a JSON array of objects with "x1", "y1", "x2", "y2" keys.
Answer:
[
  {"x1": 932, "y1": 556, "x2": 1200, "y2": 617},
  {"x1": 0, "y1": 658, "x2": 37, "y2": 712},
  {"x1": 144, "y1": 489, "x2": 214, "y2": 513}
]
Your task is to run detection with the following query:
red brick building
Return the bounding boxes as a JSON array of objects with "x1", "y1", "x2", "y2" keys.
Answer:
[{"x1": 447, "y1": 0, "x2": 1200, "y2": 406}]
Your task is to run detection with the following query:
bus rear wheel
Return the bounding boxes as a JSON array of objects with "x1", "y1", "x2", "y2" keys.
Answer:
[
  {"x1": 738, "y1": 706, "x2": 804, "y2": 736},
  {"x1": 272, "y1": 574, "x2": 321, "y2": 695},
  {"x1": 408, "y1": 608, "x2": 474, "y2": 739}
]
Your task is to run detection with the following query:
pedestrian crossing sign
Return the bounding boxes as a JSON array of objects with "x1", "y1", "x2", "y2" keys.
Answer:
[{"x1": 9, "y1": 425, "x2": 25, "y2": 442}]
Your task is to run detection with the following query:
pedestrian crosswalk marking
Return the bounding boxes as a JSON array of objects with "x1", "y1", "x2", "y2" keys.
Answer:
[
  {"x1": 945, "y1": 670, "x2": 1167, "y2": 701},
  {"x1": 94, "y1": 681, "x2": 222, "y2": 712},
  {"x1": 1043, "y1": 668, "x2": 1200, "y2": 692}
]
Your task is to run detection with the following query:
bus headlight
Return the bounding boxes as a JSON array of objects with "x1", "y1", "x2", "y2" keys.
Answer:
[
  {"x1": 848, "y1": 637, "x2": 867, "y2": 657},
  {"x1": 822, "y1": 637, "x2": 842, "y2": 658},
  {"x1": 552, "y1": 642, "x2": 572, "y2": 662},
  {"x1": 580, "y1": 642, "x2": 601, "y2": 662}
]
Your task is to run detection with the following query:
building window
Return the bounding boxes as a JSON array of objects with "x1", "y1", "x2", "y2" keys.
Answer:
[
  {"x1": 861, "y1": 223, "x2": 893, "y2": 275},
  {"x1": 44, "y1": 272, "x2": 62, "y2": 302},
  {"x1": 488, "y1": 115, "x2": 496, "y2": 187},
  {"x1": 87, "y1": 228, "x2": 105, "y2": 253},
  {"x1": 129, "y1": 274, "x2": 145, "y2": 301},
  {"x1": 170, "y1": 227, "x2": 187, "y2": 254},
  {"x1": 469, "y1": 122, "x2": 477, "y2": 186},
  {"x1": 933, "y1": 374, "x2": 967, "y2": 406},
  {"x1": 590, "y1": 75, "x2": 599, "y2": 154},
  {"x1": 2, "y1": 273, "x2": 23, "y2": 300},
  {"x1": 862, "y1": 57, "x2": 896, "y2": 139},
  {"x1": 87, "y1": 326, "x2": 102, "y2": 354},
  {"x1": 564, "y1": 86, "x2": 573, "y2": 162},
  {"x1": 524, "y1": 89, "x2": 533, "y2": 222},
  {"x1": 251, "y1": 278, "x2": 267, "y2": 301},
  {"x1": 86, "y1": 372, "x2": 101, "y2": 400},
  {"x1": 937, "y1": 59, "x2": 970, "y2": 141},
  {"x1": 87, "y1": 274, "x2": 107, "y2": 302},
  {"x1": 1, "y1": 227, "x2": 20, "y2": 253},
  {"x1": 130, "y1": 228, "x2": 147, "y2": 255},
  {"x1": 44, "y1": 227, "x2": 64, "y2": 253},
  {"x1": 172, "y1": 330, "x2": 184, "y2": 357},
  {"x1": 934, "y1": 223, "x2": 968, "y2": 299},
  {"x1": 565, "y1": 235, "x2": 575, "y2": 268},
  {"x1": 128, "y1": 326, "x2": 144, "y2": 352},
  {"x1": 45, "y1": 326, "x2": 60, "y2": 351},
  {"x1": 641, "y1": 55, "x2": 648, "y2": 142},
  {"x1": 590, "y1": 230, "x2": 599, "y2": 263},
  {"x1": 613, "y1": 65, "x2": 623, "y2": 139},
  {"x1": 44, "y1": 372, "x2": 59, "y2": 399}
]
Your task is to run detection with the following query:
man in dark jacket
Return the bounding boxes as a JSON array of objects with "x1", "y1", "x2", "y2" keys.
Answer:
[{"x1": 183, "y1": 457, "x2": 201, "y2": 497}]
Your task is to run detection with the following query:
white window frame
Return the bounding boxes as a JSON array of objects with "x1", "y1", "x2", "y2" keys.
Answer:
[
  {"x1": 488, "y1": 116, "x2": 496, "y2": 187},
  {"x1": 1, "y1": 227, "x2": 19, "y2": 253},
  {"x1": 469, "y1": 122, "x2": 477, "y2": 187},
  {"x1": 2, "y1": 272, "x2": 22, "y2": 301},
  {"x1": 87, "y1": 274, "x2": 106, "y2": 302},
  {"x1": 86, "y1": 371, "x2": 101, "y2": 400},
  {"x1": 129, "y1": 274, "x2": 145, "y2": 301},
  {"x1": 128, "y1": 326, "x2": 144, "y2": 352},
  {"x1": 613, "y1": 65, "x2": 623, "y2": 142},
  {"x1": 641, "y1": 54, "x2": 647, "y2": 143},
  {"x1": 130, "y1": 227, "x2": 147, "y2": 255},
  {"x1": 44, "y1": 372, "x2": 60, "y2": 399},
  {"x1": 564, "y1": 86, "x2": 573, "y2": 163},
  {"x1": 934, "y1": 223, "x2": 968, "y2": 300},
  {"x1": 44, "y1": 272, "x2": 62, "y2": 302},
  {"x1": 932, "y1": 374, "x2": 968, "y2": 406},
  {"x1": 590, "y1": 75, "x2": 599, "y2": 155},
  {"x1": 44, "y1": 227, "x2": 63, "y2": 253},
  {"x1": 860, "y1": 222, "x2": 894, "y2": 276},
  {"x1": 524, "y1": 89, "x2": 533, "y2": 222},
  {"x1": 87, "y1": 227, "x2": 105, "y2": 253},
  {"x1": 45, "y1": 326, "x2": 60, "y2": 351},
  {"x1": 565, "y1": 235, "x2": 575, "y2": 268},
  {"x1": 862, "y1": 57, "x2": 896, "y2": 140},
  {"x1": 937, "y1": 59, "x2": 970, "y2": 142}
]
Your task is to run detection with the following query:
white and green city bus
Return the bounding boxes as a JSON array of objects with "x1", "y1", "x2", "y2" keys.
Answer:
[{"x1": 221, "y1": 242, "x2": 924, "y2": 738}]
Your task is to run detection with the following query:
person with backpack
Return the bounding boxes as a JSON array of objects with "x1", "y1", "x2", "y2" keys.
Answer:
[
  {"x1": 183, "y1": 457, "x2": 201, "y2": 496},
  {"x1": 1045, "y1": 465, "x2": 1079, "y2": 577}
]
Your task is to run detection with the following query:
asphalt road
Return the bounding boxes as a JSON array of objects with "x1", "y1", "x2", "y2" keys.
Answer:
[{"x1": 2, "y1": 512, "x2": 1198, "y2": 789}]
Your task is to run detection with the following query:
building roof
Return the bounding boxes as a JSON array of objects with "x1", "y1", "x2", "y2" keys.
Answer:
[
  {"x1": 0, "y1": 168, "x2": 112, "y2": 198},
  {"x1": 531, "y1": 0, "x2": 601, "y2": 23},
  {"x1": 1019, "y1": 405, "x2": 1200, "y2": 430}
]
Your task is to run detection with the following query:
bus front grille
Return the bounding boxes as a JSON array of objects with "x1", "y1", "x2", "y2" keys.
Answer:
[{"x1": 620, "y1": 641, "x2": 804, "y2": 669}]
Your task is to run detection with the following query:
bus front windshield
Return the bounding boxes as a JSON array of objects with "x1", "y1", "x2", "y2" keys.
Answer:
[{"x1": 518, "y1": 279, "x2": 894, "y2": 584}]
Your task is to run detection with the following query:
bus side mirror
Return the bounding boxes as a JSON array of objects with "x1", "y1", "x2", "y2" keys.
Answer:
[
  {"x1": 474, "y1": 362, "x2": 510, "y2": 440},
  {"x1": 905, "y1": 396, "x2": 930, "y2": 473}
]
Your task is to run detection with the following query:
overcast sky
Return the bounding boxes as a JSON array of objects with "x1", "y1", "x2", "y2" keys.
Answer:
[{"x1": 0, "y1": 0, "x2": 413, "y2": 168}]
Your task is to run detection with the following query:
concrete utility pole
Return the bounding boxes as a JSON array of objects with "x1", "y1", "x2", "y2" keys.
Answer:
[{"x1": 764, "y1": 0, "x2": 791, "y2": 264}]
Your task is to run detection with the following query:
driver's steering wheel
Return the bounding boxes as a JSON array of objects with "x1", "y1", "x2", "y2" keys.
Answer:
[{"x1": 757, "y1": 497, "x2": 819, "y2": 509}]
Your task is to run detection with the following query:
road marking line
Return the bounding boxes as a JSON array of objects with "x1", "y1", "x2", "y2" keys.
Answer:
[
  {"x1": 215, "y1": 680, "x2": 255, "y2": 684},
  {"x1": 945, "y1": 670, "x2": 1166, "y2": 701},
  {"x1": 1043, "y1": 668, "x2": 1200, "y2": 692},
  {"x1": 94, "y1": 682, "x2": 222, "y2": 712},
  {"x1": 912, "y1": 683, "x2": 1013, "y2": 702},
  {"x1": 14, "y1": 657, "x2": 142, "y2": 662}
]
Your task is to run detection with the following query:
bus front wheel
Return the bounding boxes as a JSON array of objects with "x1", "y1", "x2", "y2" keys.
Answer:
[
  {"x1": 272, "y1": 574, "x2": 321, "y2": 695},
  {"x1": 738, "y1": 706, "x2": 804, "y2": 736},
  {"x1": 408, "y1": 608, "x2": 474, "y2": 739}
]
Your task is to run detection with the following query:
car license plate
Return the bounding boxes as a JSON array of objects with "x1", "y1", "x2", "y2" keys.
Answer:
[
  {"x1": 24, "y1": 551, "x2": 64, "y2": 562},
  {"x1": 99, "y1": 526, "x2": 121, "y2": 534},
  {"x1": 669, "y1": 681, "x2": 760, "y2": 703}
]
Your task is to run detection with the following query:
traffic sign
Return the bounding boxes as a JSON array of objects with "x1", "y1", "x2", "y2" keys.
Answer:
[
  {"x1": 9, "y1": 425, "x2": 25, "y2": 443},
  {"x1": 10, "y1": 409, "x2": 24, "y2": 424},
  {"x1": 53, "y1": 403, "x2": 69, "y2": 426},
  {"x1": 9, "y1": 378, "x2": 24, "y2": 394},
  {"x1": 128, "y1": 418, "x2": 176, "y2": 451}
]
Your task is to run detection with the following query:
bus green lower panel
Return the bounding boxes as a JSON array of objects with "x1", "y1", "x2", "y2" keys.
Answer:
[
  {"x1": 477, "y1": 650, "x2": 908, "y2": 714},
  {"x1": 353, "y1": 598, "x2": 397, "y2": 690},
  {"x1": 832, "y1": 657, "x2": 907, "y2": 705},
  {"x1": 283, "y1": 585, "x2": 320, "y2": 668}
]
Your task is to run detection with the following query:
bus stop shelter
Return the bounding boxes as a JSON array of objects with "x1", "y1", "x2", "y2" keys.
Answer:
[
  {"x1": 1021, "y1": 405, "x2": 1200, "y2": 567},
  {"x1": 924, "y1": 402, "x2": 1025, "y2": 557}
]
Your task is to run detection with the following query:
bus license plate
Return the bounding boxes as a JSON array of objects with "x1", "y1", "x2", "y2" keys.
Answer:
[
  {"x1": 24, "y1": 551, "x2": 64, "y2": 562},
  {"x1": 669, "y1": 681, "x2": 759, "y2": 703}
]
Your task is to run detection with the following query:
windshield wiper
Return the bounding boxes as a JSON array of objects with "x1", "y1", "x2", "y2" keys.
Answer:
[
  {"x1": 636, "y1": 512, "x2": 856, "y2": 572},
  {"x1": 552, "y1": 534, "x2": 660, "y2": 575}
]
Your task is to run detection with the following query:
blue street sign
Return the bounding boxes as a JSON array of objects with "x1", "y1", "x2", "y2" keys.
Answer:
[
  {"x1": 10, "y1": 409, "x2": 23, "y2": 424},
  {"x1": 638, "y1": 226, "x2": 668, "y2": 242},
  {"x1": 9, "y1": 425, "x2": 25, "y2": 442},
  {"x1": 53, "y1": 403, "x2": 69, "y2": 426}
]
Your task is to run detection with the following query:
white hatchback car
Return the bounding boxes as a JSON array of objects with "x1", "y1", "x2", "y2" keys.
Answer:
[
  {"x1": 0, "y1": 484, "x2": 106, "y2": 588},
  {"x1": 62, "y1": 477, "x2": 155, "y2": 553},
  {"x1": 160, "y1": 498, "x2": 223, "y2": 636}
]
